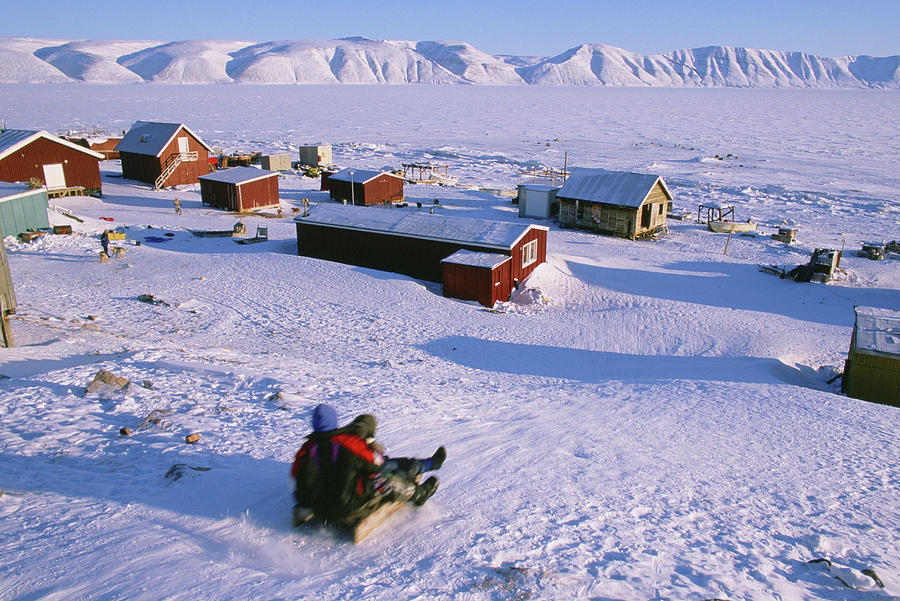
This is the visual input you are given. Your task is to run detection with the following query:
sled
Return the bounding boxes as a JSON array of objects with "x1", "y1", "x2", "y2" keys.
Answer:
[
  {"x1": 349, "y1": 500, "x2": 407, "y2": 543},
  {"x1": 234, "y1": 226, "x2": 268, "y2": 244},
  {"x1": 293, "y1": 500, "x2": 407, "y2": 543},
  {"x1": 188, "y1": 229, "x2": 237, "y2": 238}
]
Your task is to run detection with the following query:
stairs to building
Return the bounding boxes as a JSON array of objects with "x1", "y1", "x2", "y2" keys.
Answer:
[{"x1": 155, "y1": 151, "x2": 198, "y2": 189}]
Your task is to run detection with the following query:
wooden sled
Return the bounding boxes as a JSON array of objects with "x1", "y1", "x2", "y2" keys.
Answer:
[
  {"x1": 293, "y1": 500, "x2": 407, "y2": 543},
  {"x1": 350, "y1": 500, "x2": 406, "y2": 543},
  {"x1": 234, "y1": 226, "x2": 268, "y2": 244},
  {"x1": 188, "y1": 229, "x2": 237, "y2": 238}
]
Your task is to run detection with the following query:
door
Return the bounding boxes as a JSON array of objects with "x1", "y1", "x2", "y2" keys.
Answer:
[
  {"x1": 178, "y1": 136, "x2": 190, "y2": 155},
  {"x1": 641, "y1": 203, "x2": 652, "y2": 229},
  {"x1": 42, "y1": 163, "x2": 66, "y2": 189}
]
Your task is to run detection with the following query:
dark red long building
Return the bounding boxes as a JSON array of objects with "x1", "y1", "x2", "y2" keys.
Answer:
[
  {"x1": 116, "y1": 121, "x2": 212, "y2": 189},
  {"x1": 0, "y1": 129, "x2": 103, "y2": 195},
  {"x1": 295, "y1": 204, "x2": 547, "y2": 306}
]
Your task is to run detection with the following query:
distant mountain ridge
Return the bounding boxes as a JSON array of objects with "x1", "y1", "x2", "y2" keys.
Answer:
[{"x1": 2, "y1": 36, "x2": 898, "y2": 88}]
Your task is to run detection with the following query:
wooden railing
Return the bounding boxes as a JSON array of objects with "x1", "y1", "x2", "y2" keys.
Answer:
[{"x1": 155, "y1": 151, "x2": 198, "y2": 189}]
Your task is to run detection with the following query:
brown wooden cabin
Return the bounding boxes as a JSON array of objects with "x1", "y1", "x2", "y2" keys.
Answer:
[
  {"x1": 0, "y1": 129, "x2": 103, "y2": 195},
  {"x1": 326, "y1": 168, "x2": 404, "y2": 206},
  {"x1": 199, "y1": 167, "x2": 279, "y2": 212},
  {"x1": 842, "y1": 306, "x2": 900, "y2": 407},
  {"x1": 557, "y1": 168, "x2": 672, "y2": 239},
  {"x1": 68, "y1": 136, "x2": 122, "y2": 160},
  {"x1": 295, "y1": 204, "x2": 547, "y2": 304},
  {"x1": 116, "y1": 121, "x2": 212, "y2": 189}
]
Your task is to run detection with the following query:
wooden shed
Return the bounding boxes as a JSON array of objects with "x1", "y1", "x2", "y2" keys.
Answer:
[
  {"x1": 299, "y1": 145, "x2": 332, "y2": 167},
  {"x1": 198, "y1": 167, "x2": 279, "y2": 212},
  {"x1": 295, "y1": 204, "x2": 547, "y2": 295},
  {"x1": 517, "y1": 184, "x2": 560, "y2": 219},
  {"x1": 557, "y1": 168, "x2": 671, "y2": 239},
  {"x1": 116, "y1": 121, "x2": 212, "y2": 189},
  {"x1": 842, "y1": 306, "x2": 900, "y2": 407},
  {"x1": 0, "y1": 182, "x2": 50, "y2": 236},
  {"x1": 260, "y1": 153, "x2": 292, "y2": 172},
  {"x1": 0, "y1": 129, "x2": 103, "y2": 196},
  {"x1": 327, "y1": 168, "x2": 404, "y2": 206},
  {"x1": 0, "y1": 224, "x2": 16, "y2": 347},
  {"x1": 67, "y1": 136, "x2": 122, "y2": 160},
  {"x1": 442, "y1": 250, "x2": 512, "y2": 307}
]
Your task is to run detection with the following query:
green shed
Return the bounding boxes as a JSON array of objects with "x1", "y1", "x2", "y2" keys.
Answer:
[
  {"x1": 0, "y1": 182, "x2": 50, "y2": 237},
  {"x1": 842, "y1": 306, "x2": 900, "y2": 407}
]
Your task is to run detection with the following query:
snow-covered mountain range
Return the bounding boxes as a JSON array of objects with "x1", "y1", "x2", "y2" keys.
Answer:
[{"x1": 2, "y1": 36, "x2": 898, "y2": 88}]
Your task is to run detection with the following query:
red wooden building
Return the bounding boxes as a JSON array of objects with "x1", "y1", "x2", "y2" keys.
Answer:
[
  {"x1": 115, "y1": 121, "x2": 212, "y2": 189},
  {"x1": 326, "y1": 168, "x2": 404, "y2": 206},
  {"x1": 442, "y1": 251, "x2": 514, "y2": 307},
  {"x1": 295, "y1": 204, "x2": 547, "y2": 305},
  {"x1": 0, "y1": 129, "x2": 103, "y2": 195},
  {"x1": 67, "y1": 136, "x2": 123, "y2": 160},
  {"x1": 199, "y1": 167, "x2": 280, "y2": 212}
]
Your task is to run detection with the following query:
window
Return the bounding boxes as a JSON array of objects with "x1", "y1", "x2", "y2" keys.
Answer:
[
  {"x1": 522, "y1": 239, "x2": 538, "y2": 268},
  {"x1": 576, "y1": 201, "x2": 585, "y2": 220}
]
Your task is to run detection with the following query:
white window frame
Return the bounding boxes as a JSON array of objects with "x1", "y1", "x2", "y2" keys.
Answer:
[{"x1": 522, "y1": 239, "x2": 538, "y2": 268}]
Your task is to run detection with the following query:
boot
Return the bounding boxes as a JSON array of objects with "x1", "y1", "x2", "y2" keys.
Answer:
[
  {"x1": 412, "y1": 476, "x2": 439, "y2": 506},
  {"x1": 426, "y1": 446, "x2": 446, "y2": 471}
]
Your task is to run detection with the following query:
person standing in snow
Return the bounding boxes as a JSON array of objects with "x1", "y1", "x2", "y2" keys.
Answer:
[
  {"x1": 290, "y1": 404, "x2": 445, "y2": 526},
  {"x1": 173, "y1": 197, "x2": 182, "y2": 215},
  {"x1": 100, "y1": 229, "x2": 109, "y2": 256}
]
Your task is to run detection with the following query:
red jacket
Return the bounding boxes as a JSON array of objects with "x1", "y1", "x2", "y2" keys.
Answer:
[{"x1": 291, "y1": 430, "x2": 383, "y2": 520}]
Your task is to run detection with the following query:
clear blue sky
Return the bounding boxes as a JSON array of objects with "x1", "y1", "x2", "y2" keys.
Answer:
[{"x1": 5, "y1": 0, "x2": 898, "y2": 57}]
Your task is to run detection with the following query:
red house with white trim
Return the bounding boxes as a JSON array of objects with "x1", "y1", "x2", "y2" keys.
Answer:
[
  {"x1": 116, "y1": 121, "x2": 212, "y2": 189},
  {"x1": 0, "y1": 129, "x2": 103, "y2": 195}
]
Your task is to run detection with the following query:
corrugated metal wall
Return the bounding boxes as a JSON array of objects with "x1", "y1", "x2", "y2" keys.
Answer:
[
  {"x1": 843, "y1": 335, "x2": 900, "y2": 406},
  {"x1": 236, "y1": 175, "x2": 279, "y2": 211},
  {"x1": 443, "y1": 259, "x2": 512, "y2": 307},
  {"x1": 0, "y1": 189, "x2": 50, "y2": 236}
]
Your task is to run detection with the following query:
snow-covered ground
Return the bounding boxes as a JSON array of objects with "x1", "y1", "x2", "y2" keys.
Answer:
[{"x1": 0, "y1": 85, "x2": 898, "y2": 601}]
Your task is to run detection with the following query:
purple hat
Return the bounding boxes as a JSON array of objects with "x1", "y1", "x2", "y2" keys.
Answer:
[{"x1": 312, "y1": 404, "x2": 338, "y2": 432}]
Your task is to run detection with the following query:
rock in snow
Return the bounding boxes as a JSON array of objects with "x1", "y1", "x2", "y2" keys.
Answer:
[{"x1": 1, "y1": 36, "x2": 898, "y2": 87}]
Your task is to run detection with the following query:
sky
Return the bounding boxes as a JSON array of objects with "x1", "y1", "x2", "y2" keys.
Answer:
[{"x1": 4, "y1": 0, "x2": 899, "y2": 58}]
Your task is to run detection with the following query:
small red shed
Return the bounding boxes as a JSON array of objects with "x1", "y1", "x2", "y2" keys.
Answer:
[
  {"x1": 327, "y1": 168, "x2": 404, "y2": 206},
  {"x1": 0, "y1": 129, "x2": 103, "y2": 195},
  {"x1": 198, "y1": 166, "x2": 279, "y2": 212},
  {"x1": 296, "y1": 204, "x2": 548, "y2": 304},
  {"x1": 116, "y1": 121, "x2": 212, "y2": 189},
  {"x1": 442, "y1": 250, "x2": 513, "y2": 307}
]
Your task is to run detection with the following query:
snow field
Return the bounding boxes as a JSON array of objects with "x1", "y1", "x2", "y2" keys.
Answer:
[{"x1": 0, "y1": 85, "x2": 898, "y2": 600}]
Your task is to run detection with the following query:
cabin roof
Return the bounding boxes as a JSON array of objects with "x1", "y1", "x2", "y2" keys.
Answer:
[
  {"x1": 327, "y1": 168, "x2": 402, "y2": 185},
  {"x1": 296, "y1": 203, "x2": 546, "y2": 250},
  {"x1": 199, "y1": 166, "x2": 276, "y2": 185},
  {"x1": 115, "y1": 121, "x2": 212, "y2": 157},
  {"x1": 854, "y1": 306, "x2": 900, "y2": 356},
  {"x1": 0, "y1": 129, "x2": 105, "y2": 161},
  {"x1": 557, "y1": 167, "x2": 671, "y2": 208},
  {"x1": 441, "y1": 249, "x2": 511, "y2": 268}
]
